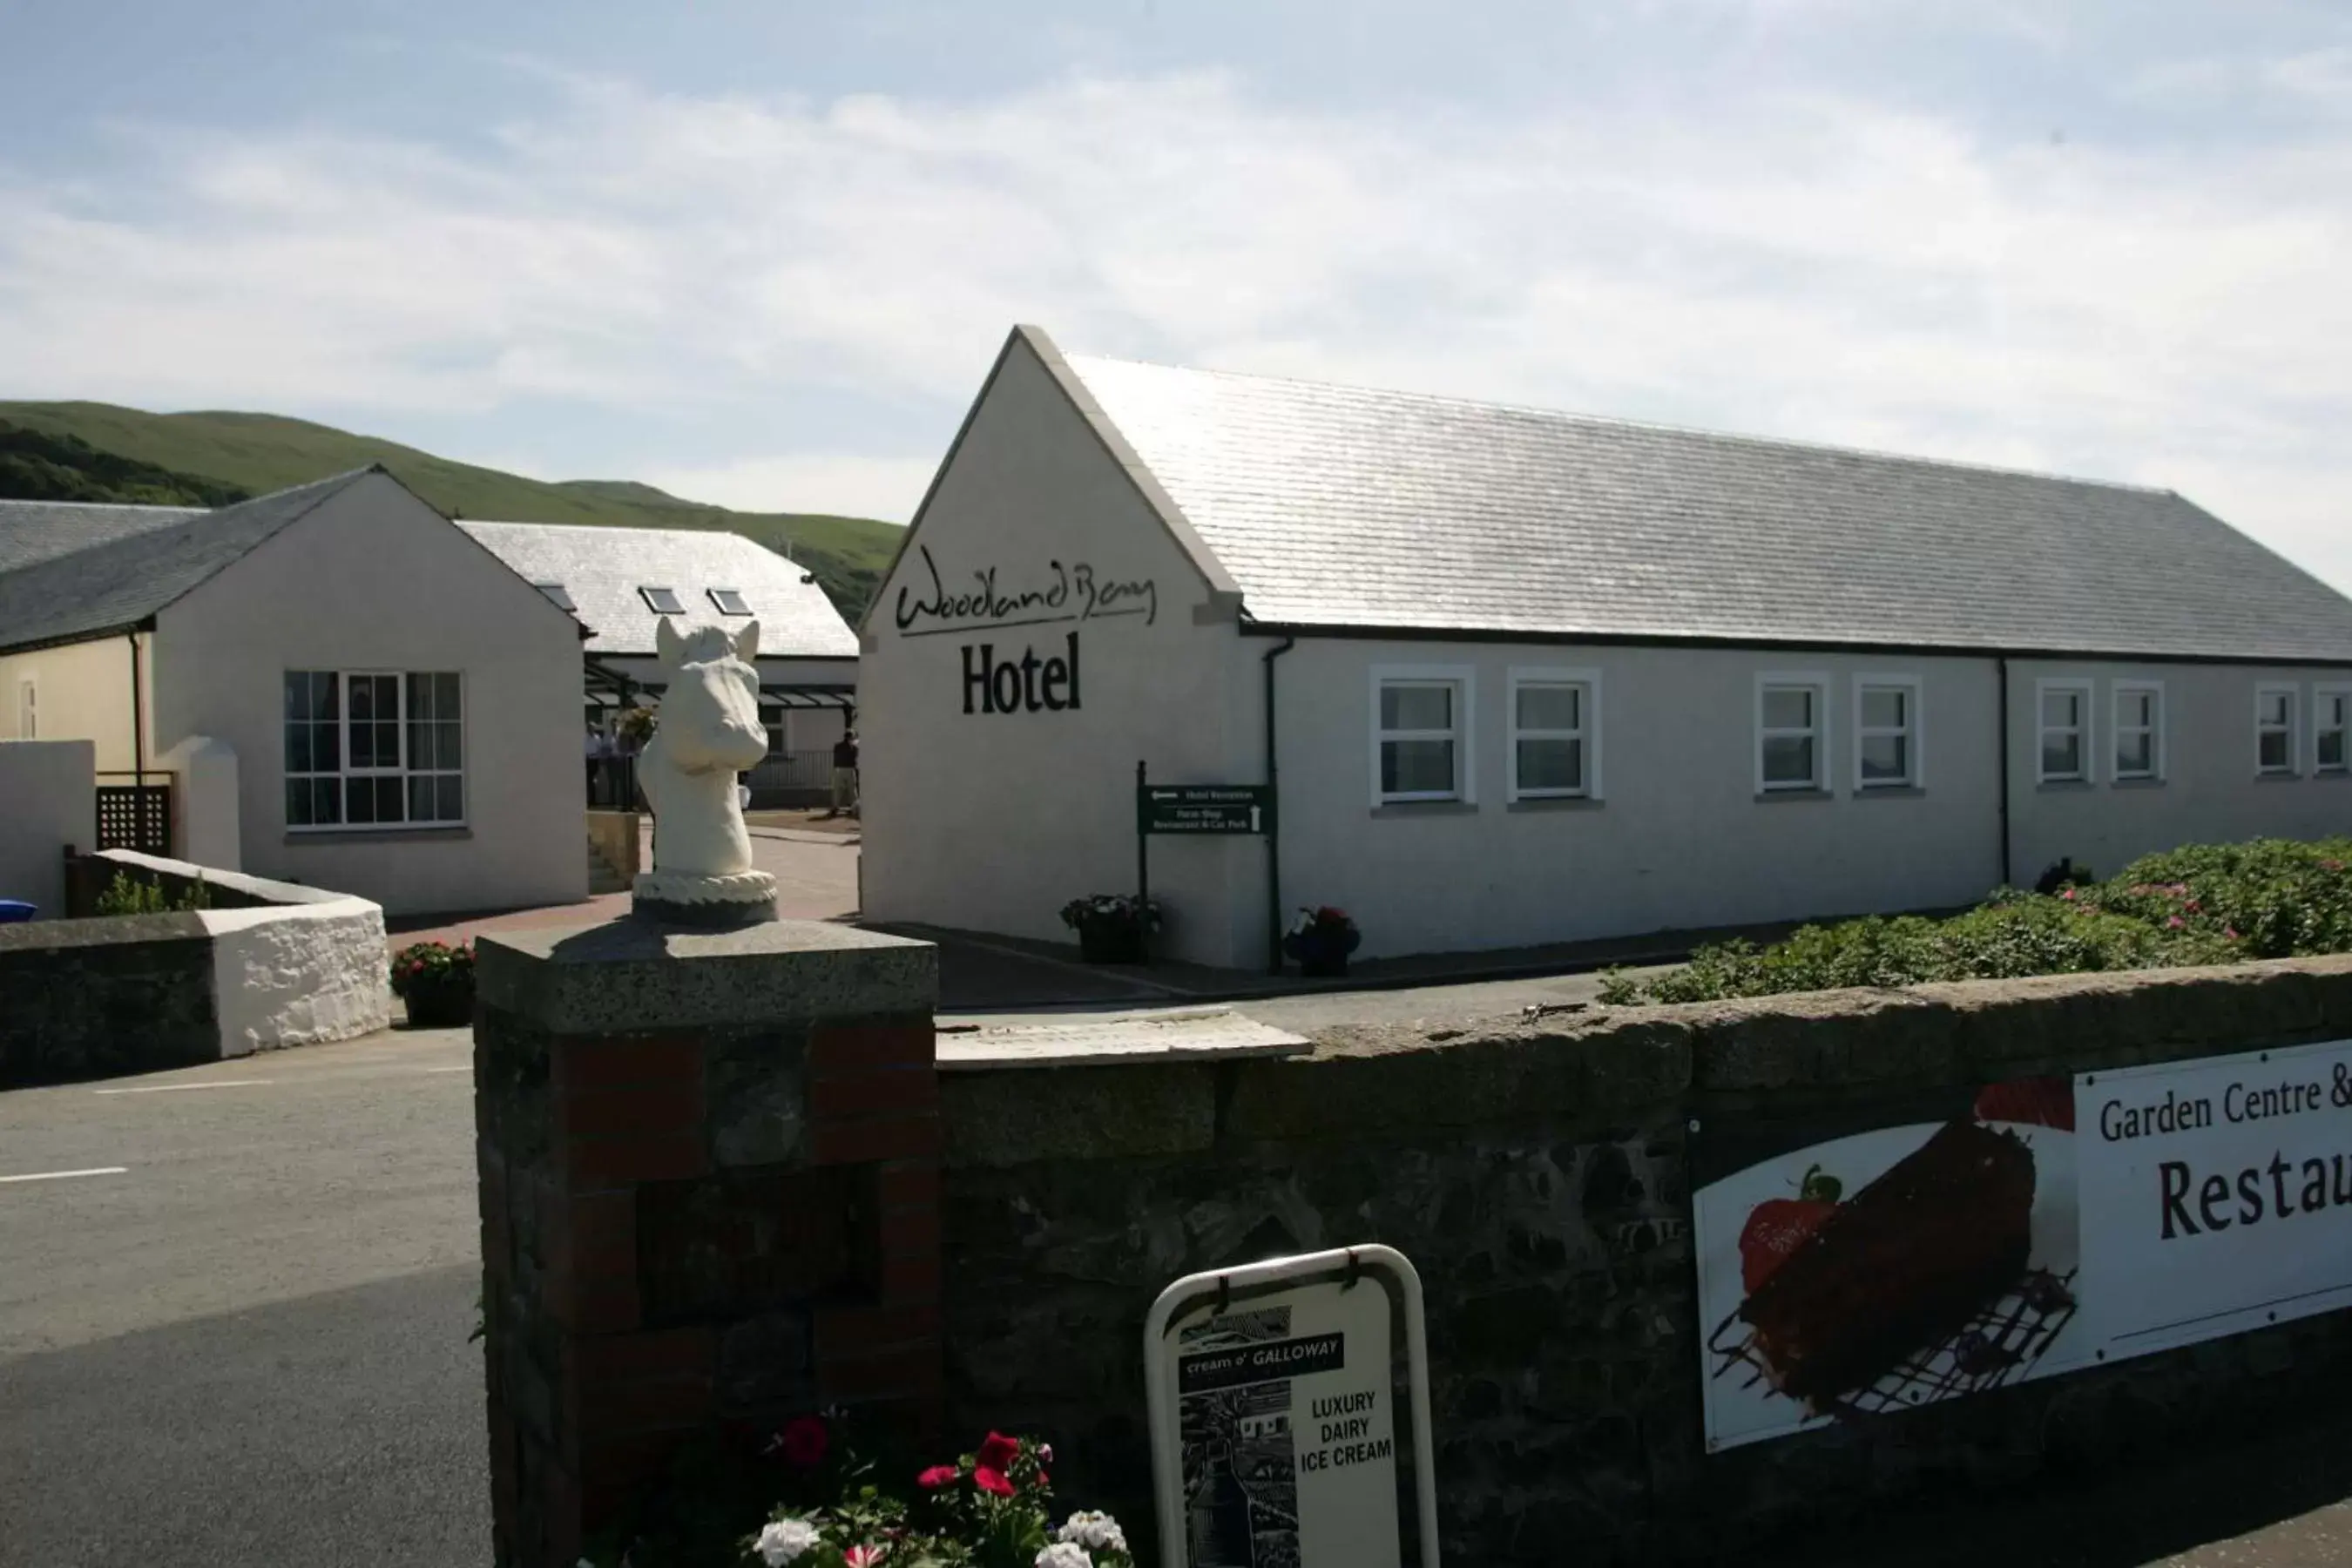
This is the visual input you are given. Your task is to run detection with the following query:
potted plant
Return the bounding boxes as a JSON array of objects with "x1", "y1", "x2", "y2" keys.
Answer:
[
  {"x1": 1058, "y1": 895, "x2": 1161, "y2": 964},
  {"x1": 390, "y1": 939, "x2": 476, "y2": 1027},
  {"x1": 1282, "y1": 905, "x2": 1362, "y2": 977}
]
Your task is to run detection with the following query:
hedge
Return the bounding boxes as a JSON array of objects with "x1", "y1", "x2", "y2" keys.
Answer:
[{"x1": 1598, "y1": 835, "x2": 2352, "y2": 1006}]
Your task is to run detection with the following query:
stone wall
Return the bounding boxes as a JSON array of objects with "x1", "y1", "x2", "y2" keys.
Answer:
[
  {"x1": 3, "y1": 848, "x2": 389, "y2": 1086},
  {"x1": 937, "y1": 958, "x2": 2352, "y2": 1565},
  {"x1": 473, "y1": 920, "x2": 942, "y2": 1568},
  {"x1": 0, "y1": 911, "x2": 220, "y2": 1084}
]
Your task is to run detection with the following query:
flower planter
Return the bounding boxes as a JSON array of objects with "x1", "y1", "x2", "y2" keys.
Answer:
[
  {"x1": 402, "y1": 979, "x2": 476, "y2": 1029},
  {"x1": 1077, "y1": 923, "x2": 1147, "y2": 964},
  {"x1": 1283, "y1": 928, "x2": 1361, "y2": 978}
]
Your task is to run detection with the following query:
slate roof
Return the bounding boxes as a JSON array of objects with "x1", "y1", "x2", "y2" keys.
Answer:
[
  {"x1": 458, "y1": 521, "x2": 857, "y2": 660},
  {"x1": 0, "y1": 471, "x2": 373, "y2": 654},
  {"x1": 1058, "y1": 349, "x2": 2352, "y2": 663},
  {"x1": 0, "y1": 499, "x2": 204, "y2": 574}
]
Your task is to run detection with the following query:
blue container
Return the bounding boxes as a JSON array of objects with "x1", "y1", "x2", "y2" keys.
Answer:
[{"x1": 0, "y1": 901, "x2": 36, "y2": 924}]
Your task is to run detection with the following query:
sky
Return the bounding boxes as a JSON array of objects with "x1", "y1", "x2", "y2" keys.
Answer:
[{"x1": 2, "y1": 1, "x2": 2347, "y2": 590}]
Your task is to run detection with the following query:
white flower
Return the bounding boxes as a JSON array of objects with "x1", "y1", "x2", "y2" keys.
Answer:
[
  {"x1": 755, "y1": 1517, "x2": 823, "y2": 1566},
  {"x1": 1035, "y1": 1544, "x2": 1093, "y2": 1568},
  {"x1": 1057, "y1": 1511, "x2": 1128, "y2": 1554}
]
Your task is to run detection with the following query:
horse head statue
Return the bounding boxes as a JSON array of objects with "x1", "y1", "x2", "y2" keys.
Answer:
[{"x1": 632, "y1": 617, "x2": 778, "y2": 923}]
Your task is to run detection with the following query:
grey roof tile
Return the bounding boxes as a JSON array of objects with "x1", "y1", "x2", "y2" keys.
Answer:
[
  {"x1": 458, "y1": 521, "x2": 856, "y2": 659},
  {"x1": 1062, "y1": 353, "x2": 2352, "y2": 662},
  {"x1": 0, "y1": 499, "x2": 205, "y2": 573},
  {"x1": 0, "y1": 472, "x2": 373, "y2": 653}
]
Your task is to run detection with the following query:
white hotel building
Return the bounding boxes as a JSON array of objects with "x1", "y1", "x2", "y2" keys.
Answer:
[{"x1": 858, "y1": 326, "x2": 2352, "y2": 970}]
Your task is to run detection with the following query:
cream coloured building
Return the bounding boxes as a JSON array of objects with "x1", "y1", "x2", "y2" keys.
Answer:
[
  {"x1": 858, "y1": 325, "x2": 2352, "y2": 970},
  {"x1": 0, "y1": 470, "x2": 586, "y2": 915}
]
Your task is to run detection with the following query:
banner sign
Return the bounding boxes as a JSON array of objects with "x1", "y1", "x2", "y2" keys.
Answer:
[
  {"x1": 1145, "y1": 1247, "x2": 1441, "y2": 1568},
  {"x1": 1694, "y1": 1039, "x2": 2352, "y2": 1451},
  {"x1": 1139, "y1": 784, "x2": 1274, "y2": 836}
]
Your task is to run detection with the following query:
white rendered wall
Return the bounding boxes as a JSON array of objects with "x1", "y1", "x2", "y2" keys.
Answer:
[
  {"x1": 0, "y1": 635, "x2": 151, "y2": 771},
  {"x1": 159, "y1": 734, "x2": 241, "y2": 870},
  {"x1": 203, "y1": 900, "x2": 390, "y2": 1054},
  {"x1": 1265, "y1": 639, "x2": 2005, "y2": 959},
  {"x1": 857, "y1": 335, "x2": 1259, "y2": 967},
  {"x1": 151, "y1": 473, "x2": 587, "y2": 916},
  {"x1": 2006, "y1": 659, "x2": 2352, "y2": 884}
]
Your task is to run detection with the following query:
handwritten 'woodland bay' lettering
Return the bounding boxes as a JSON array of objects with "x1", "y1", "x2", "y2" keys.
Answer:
[{"x1": 895, "y1": 546, "x2": 1158, "y2": 635}]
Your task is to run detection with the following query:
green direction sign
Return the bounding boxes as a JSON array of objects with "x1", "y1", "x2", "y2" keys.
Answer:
[{"x1": 1138, "y1": 783, "x2": 1274, "y2": 835}]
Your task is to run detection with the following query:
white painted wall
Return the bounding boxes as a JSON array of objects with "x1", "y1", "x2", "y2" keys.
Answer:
[
  {"x1": 2007, "y1": 660, "x2": 2352, "y2": 883},
  {"x1": 0, "y1": 635, "x2": 151, "y2": 770},
  {"x1": 150, "y1": 473, "x2": 587, "y2": 916},
  {"x1": 1265, "y1": 639, "x2": 2005, "y2": 958},
  {"x1": 159, "y1": 734, "x2": 240, "y2": 870},
  {"x1": 92, "y1": 849, "x2": 391, "y2": 1051},
  {"x1": 204, "y1": 902, "x2": 390, "y2": 1053},
  {"x1": 0, "y1": 739, "x2": 94, "y2": 916},
  {"x1": 858, "y1": 334, "x2": 1259, "y2": 965}
]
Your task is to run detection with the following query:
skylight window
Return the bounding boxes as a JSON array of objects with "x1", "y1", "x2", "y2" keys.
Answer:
[
  {"x1": 533, "y1": 582, "x2": 576, "y2": 612},
  {"x1": 708, "y1": 588, "x2": 751, "y2": 616},
  {"x1": 639, "y1": 586, "x2": 685, "y2": 615}
]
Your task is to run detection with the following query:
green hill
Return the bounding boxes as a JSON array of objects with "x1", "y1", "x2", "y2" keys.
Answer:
[{"x1": 0, "y1": 401, "x2": 906, "y2": 619}]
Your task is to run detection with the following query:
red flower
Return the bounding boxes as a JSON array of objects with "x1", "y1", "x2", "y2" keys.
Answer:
[
  {"x1": 916, "y1": 1465, "x2": 959, "y2": 1490},
  {"x1": 410, "y1": 961, "x2": 426, "y2": 976},
  {"x1": 775, "y1": 1415, "x2": 829, "y2": 1470},
  {"x1": 973, "y1": 1466, "x2": 1016, "y2": 1497},
  {"x1": 976, "y1": 1431, "x2": 1021, "y2": 1472}
]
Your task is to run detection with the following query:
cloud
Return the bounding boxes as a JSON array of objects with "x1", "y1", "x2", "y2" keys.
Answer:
[{"x1": 0, "y1": 51, "x2": 2346, "y2": 586}]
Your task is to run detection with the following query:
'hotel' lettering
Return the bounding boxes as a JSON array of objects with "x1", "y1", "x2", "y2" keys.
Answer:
[{"x1": 963, "y1": 631, "x2": 1082, "y2": 714}]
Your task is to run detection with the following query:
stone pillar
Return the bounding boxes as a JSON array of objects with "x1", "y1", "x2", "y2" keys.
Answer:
[{"x1": 473, "y1": 919, "x2": 940, "y2": 1568}]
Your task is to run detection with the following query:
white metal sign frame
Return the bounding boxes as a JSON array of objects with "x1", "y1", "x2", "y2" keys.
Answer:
[{"x1": 1143, "y1": 1244, "x2": 1442, "y2": 1567}]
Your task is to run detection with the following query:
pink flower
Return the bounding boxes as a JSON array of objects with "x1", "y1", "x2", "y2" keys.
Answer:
[
  {"x1": 2226, "y1": 926, "x2": 2241, "y2": 940},
  {"x1": 917, "y1": 1465, "x2": 959, "y2": 1490},
  {"x1": 2059, "y1": 887, "x2": 2076, "y2": 901},
  {"x1": 844, "y1": 1548, "x2": 889, "y2": 1567},
  {"x1": 2167, "y1": 916, "x2": 2186, "y2": 929}
]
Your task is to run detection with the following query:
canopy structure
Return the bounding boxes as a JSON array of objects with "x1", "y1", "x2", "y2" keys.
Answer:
[{"x1": 582, "y1": 655, "x2": 855, "y2": 715}]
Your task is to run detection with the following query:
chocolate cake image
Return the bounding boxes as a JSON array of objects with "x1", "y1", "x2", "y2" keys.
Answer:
[{"x1": 1738, "y1": 1119, "x2": 2037, "y2": 1408}]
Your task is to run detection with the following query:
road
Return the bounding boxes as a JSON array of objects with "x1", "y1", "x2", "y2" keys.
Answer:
[{"x1": 0, "y1": 1029, "x2": 485, "y2": 1567}]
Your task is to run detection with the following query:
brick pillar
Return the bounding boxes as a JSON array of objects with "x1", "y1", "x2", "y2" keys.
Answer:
[{"x1": 473, "y1": 919, "x2": 940, "y2": 1568}]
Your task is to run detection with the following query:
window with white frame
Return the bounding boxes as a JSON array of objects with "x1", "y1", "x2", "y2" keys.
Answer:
[
  {"x1": 2112, "y1": 681, "x2": 2164, "y2": 782},
  {"x1": 2037, "y1": 680, "x2": 2092, "y2": 783},
  {"x1": 2256, "y1": 686, "x2": 2299, "y2": 776},
  {"x1": 1508, "y1": 669, "x2": 1598, "y2": 800},
  {"x1": 1756, "y1": 676, "x2": 1828, "y2": 793},
  {"x1": 2318, "y1": 686, "x2": 2351, "y2": 774},
  {"x1": 285, "y1": 671, "x2": 465, "y2": 829},
  {"x1": 1853, "y1": 678, "x2": 1921, "y2": 790},
  {"x1": 1372, "y1": 668, "x2": 1470, "y2": 804}
]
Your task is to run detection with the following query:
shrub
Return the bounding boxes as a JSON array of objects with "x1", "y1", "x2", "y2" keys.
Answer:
[
  {"x1": 1604, "y1": 889, "x2": 2240, "y2": 1005},
  {"x1": 92, "y1": 870, "x2": 211, "y2": 916},
  {"x1": 388, "y1": 939, "x2": 475, "y2": 997},
  {"x1": 2103, "y1": 836, "x2": 2352, "y2": 958}
]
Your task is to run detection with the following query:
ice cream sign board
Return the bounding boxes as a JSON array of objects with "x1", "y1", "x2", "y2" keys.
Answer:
[
  {"x1": 1693, "y1": 1038, "x2": 2352, "y2": 1451},
  {"x1": 1144, "y1": 1247, "x2": 1442, "y2": 1568}
]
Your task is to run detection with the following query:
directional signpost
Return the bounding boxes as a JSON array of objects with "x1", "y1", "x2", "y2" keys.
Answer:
[
  {"x1": 1139, "y1": 783, "x2": 1276, "y2": 836},
  {"x1": 1134, "y1": 763, "x2": 1277, "y2": 965}
]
